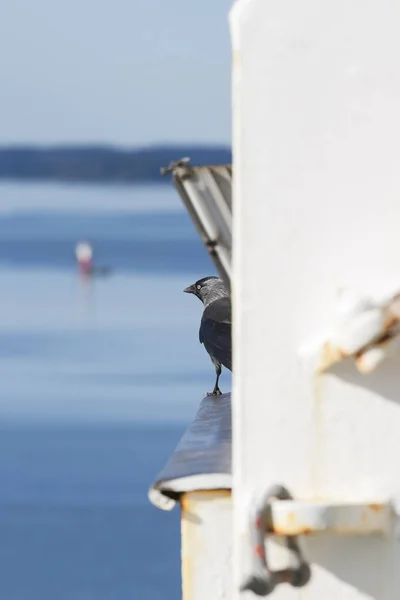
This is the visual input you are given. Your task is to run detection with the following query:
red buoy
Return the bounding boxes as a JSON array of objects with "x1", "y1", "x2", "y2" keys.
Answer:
[{"x1": 75, "y1": 241, "x2": 93, "y2": 276}]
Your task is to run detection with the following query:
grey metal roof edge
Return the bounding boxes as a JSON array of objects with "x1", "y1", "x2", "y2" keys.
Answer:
[
  {"x1": 160, "y1": 158, "x2": 232, "y2": 290},
  {"x1": 148, "y1": 393, "x2": 232, "y2": 511}
]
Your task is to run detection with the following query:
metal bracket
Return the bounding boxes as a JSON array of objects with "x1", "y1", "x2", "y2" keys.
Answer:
[
  {"x1": 298, "y1": 286, "x2": 400, "y2": 374},
  {"x1": 240, "y1": 485, "x2": 311, "y2": 596},
  {"x1": 240, "y1": 486, "x2": 393, "y2": 596},
  {"x1": 267, "y1": 499, "x2": 391, "y2": 536}
]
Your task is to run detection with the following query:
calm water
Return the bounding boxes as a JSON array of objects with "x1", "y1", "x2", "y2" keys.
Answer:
[{"x1": 0, "y1": 183, "x2": 231, "y2": 599}]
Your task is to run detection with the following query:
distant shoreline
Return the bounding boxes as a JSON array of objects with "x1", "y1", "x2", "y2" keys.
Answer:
[{"x1": 0, "y1": 145, "x2": 232, "y2": 184}]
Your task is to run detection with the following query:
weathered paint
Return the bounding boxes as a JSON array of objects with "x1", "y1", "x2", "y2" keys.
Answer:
[
  {"x1": 231, "y1": 0, "x2": 400, "y2": 598},
  {"x1": 268, "y1": 501, "x2": 392, "y2": 536},
  {"x1": 181, "y1": 490, "x2": 232, "y2": 600},
  {"x1": 299, "y1": 287, "x2": 400, "y2": 374}
]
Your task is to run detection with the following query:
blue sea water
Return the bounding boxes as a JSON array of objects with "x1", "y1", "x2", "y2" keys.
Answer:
[{"x1": 0, "y1": 183, "x2": 231, "y2": 599}]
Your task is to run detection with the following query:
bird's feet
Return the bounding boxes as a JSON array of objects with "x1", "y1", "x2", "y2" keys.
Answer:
[{"x1": 207, "y1": 387, "x2": 222, "y2": 397}]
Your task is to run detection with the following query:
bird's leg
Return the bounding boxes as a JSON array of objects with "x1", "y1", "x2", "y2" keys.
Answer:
[{"x1": 207, "y1": 363, "x2": 222, "y2": 396}]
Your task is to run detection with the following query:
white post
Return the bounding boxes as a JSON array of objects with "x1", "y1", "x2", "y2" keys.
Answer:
[
  {"x1": 148, "y1": 393, "x2": 233, "y2": 600},
  {"x1": 181, "y1": 491, "x2": 232, "y2": 600},
  {"x1": 231, "y1": 0, "x2": 400, "y2": 598}
]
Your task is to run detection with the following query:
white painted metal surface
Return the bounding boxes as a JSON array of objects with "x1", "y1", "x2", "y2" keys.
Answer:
[
  {"x1": 181, "y1": 491, "x2": 233, "y2": 600},
  {"x1": 230, "y1": 0, "x2": 400, "y2": 598}
]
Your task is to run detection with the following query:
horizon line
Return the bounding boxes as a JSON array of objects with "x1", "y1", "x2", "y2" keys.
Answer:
[{"x1": 0, "y1": 142, "x2": 231, "y2": 150}]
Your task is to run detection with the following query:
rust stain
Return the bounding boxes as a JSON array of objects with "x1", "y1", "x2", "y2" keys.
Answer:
[
  {"x1": 318, "y1": 339, "x2": 350, "y2": 372},
  {"x1": 181, "y1": 489, "x2": 231, "y2": 508},
  {"x1": 355, "y1": 333, "x2": 396, "y2": 373},
  {"x1": 181, "y1": 494, "x2": 191, "y2": 511},
  {"x1": 254, "y1": 544, "x2": 265, "y2": 558},
  {"x1": 388, "y1": 295, "x2": 400, "y2": 320},
  {"x1": 181, "y1": 545, "x2": 192, "y2": 600},
  {"x1": 232, "y1": 49, "x2": 241, "y2": 69},
  {"x1": 377, "y1": 333, "x2": 396, "y2": 346},
  {"x1": 287, "y1": 511, "x2": 296, "y2": 526},
  {"x1": 272, "y1": 510, "x2": 313, "y2": 535},
  {"x1": 369, "y1": 503, "x2": 383, "y2": 513},
  {"x1": 272, "y1": 525, "x2": 313, "y2": 536},
  {"x1": 181, "y1": 495, "x2": 194, "y2": 600},
  {"x1": 383, "y1": 315, "x2": 397, "y2": 331}
]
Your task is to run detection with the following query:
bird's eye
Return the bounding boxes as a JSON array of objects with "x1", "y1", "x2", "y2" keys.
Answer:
[{"x1": 197, "y1": 284, "x2": 201, "y2": 290}]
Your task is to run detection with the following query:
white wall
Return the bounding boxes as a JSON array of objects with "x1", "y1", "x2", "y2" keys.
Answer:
[{"x1": 231, "y1": 0, "x2": 400, "y2": 598}]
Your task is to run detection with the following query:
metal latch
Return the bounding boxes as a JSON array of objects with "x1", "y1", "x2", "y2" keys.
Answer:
[{"x1": 240, "y1": 485, "x2": 393, "y2": 596}]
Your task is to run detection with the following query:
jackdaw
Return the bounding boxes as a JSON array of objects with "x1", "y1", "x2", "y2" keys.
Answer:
[{"x1": 184, "y1": 276, "x2": 231, "y2": 396}]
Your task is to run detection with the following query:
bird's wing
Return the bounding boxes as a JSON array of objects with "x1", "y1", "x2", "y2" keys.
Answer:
[{"x1": 199, "y1": 297, "x2": 232, "y2": 371}]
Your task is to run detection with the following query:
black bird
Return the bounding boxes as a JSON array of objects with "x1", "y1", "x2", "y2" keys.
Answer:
[{"x1": 184, "y1": 276, "x2": 231, "y2": 396}]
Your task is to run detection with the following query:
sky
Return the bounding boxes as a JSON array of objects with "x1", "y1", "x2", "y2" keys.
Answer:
[{"x1": 0, "y1": 0, "x2": 233, "y2": 146}]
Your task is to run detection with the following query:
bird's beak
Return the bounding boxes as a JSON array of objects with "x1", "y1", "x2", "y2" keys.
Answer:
[{"x1": 183, "y1": 284, "x2": 196, "y2": 294}]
